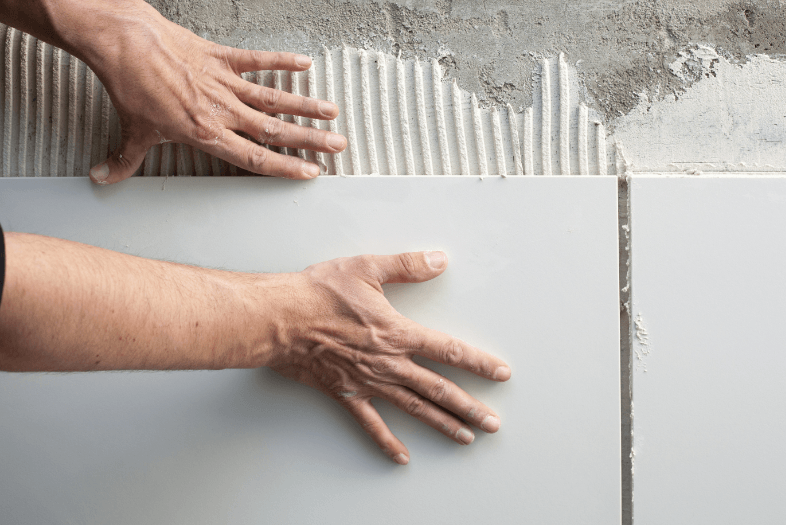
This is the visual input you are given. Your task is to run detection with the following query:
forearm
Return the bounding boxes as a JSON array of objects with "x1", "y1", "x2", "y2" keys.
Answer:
[
  {"x1": 0, "y1": 232, "x2": 281, "y2": 372},
  {"x1": 0, "y1": 0, "x2": 152, "y2": 70}
]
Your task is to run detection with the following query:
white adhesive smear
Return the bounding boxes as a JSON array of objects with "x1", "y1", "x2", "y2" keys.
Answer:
[{"x1": 0, "y1": 28, "x2": 615, "y2": 177}]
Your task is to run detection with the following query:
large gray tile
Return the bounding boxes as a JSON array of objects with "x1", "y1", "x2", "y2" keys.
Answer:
[{"x1": 0, "y1": 176, "x2": 620, "y2": 524}]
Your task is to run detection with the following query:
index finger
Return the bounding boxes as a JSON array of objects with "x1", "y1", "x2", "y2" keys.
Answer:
[
  {"x1": 224, "y1": 48, "x2": 313, "y2": 73},
  {"x1": 406, "y1": 321, "x2": 512, "y2": 381}
]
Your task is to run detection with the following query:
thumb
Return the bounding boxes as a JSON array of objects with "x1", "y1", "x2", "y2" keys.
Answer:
[
  {"x1": 89, "y1": 132, "x2": 149, "y2": 185},
  {"x1": 370, "y1": 251, "x2": 448, "y2": 285}
]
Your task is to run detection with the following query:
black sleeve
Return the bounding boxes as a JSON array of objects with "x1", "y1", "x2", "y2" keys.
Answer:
[{"x1": 0, "y1": 222, "x2": 5, "y2": 308}]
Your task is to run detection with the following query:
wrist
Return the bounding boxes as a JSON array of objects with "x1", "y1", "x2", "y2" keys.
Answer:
[
  {"x1": 45, "y1": 0, "x2": 154, "y2": 71},
  {"x1": 220, "y1": 271, "x2": 302, "y2": 370}
]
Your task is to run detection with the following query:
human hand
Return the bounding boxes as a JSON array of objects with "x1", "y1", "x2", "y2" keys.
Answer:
[
  {"x1": 77, "y1": 0, "x2": 346, "y2": 184},
  {"x1": 265, "y1": 252, "x2": 511, "y2": 465}
]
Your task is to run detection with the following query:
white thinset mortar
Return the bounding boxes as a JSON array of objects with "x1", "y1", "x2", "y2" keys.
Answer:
[{"x1": 0, "y1": 24, "x2": 616, "y2": 177}]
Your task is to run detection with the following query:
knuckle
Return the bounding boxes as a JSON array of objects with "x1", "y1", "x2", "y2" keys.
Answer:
[
  {"x1": 440, "y1": 340, "x2": 465, "y2": 367},
  {"x1": 353, "y1": 254, "x2": 376, "y2": 276},
  {"x1": 304, "y1": 127, "x2": 319, "y2": 149},
  {"x1": 261, "y1": 87, "x2": 283, "y2": 110},
  {"x1": 193, "y1": 120, "x2": 216, "y2": 144},
  {"x1": 370, "y1": 356, "x2": 400, "y2": 377},
  {"x1": 246, "y1": 146, "x2": 270, "y2": 173},
  {"x1": 404, "y1": 396, "x2": 427, "y2": 418},
  {"x1": 385, "y1": 324, "x2": 418, "y2": 350},
  {"x1": 428, "y1": 379, "x2": 450, "y2": 403},
  {"x1": 249, "y1": 50, "x2": 265, "y2": 66},
  {"x1": 258, "y1": 117, "x2": 285, "y2": 145},
  {"x1": 300, "y1": 96, "x2": 312, "y2": 115},
  {"x1": 397, "y1": 253, "x2": 420, "y2": 280}
]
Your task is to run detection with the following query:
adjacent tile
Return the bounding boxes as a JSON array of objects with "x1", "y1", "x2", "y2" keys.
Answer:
[{"x1": 631, "y1": 176, "x2": 786, "y2": 524}]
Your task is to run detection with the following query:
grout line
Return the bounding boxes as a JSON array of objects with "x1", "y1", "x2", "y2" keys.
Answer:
[
  {"x1": 508, "y1": 103, "x2": 523, "y2": 176},
  {"x1": 210, "y1": 148, "x2": 221, "y2": 177},
  {"x1": 2, "y1": 26, "x2": 15, "y2": 177},
  {"x1": 432, "y1": 58, "x2": 451, "y2": 175},
  {"x1": 19, "y1": 32, "x2": 30, "y2": 176},
  {"x1": 50, "y1": 47, "x2": 62, "y2": 176},
  {"x1": 578, "y1": 103, "x2": 589, "y2": 176},
  {"x1": 360, "y1": 51, "x2": 378, "y2": 173},
  {"x1": 81, "y1": 67, "x2": 94, "y2": 176},
  {"x1": 618, "y1": 174, "x2": 633, "y2": 525},
  {"x1": 559, "y1": 52, "x2": 570, "y2": 176},
  {"x1": 397, "y1": 55, "x2": 415, "y2": 175},
  {"x1": 160, "y1": 142, "x2": 173, "y2": 177},
  {"x1": 34, "y1": 38, "x2": 45, "y2": 177},
  {"x1": 541, "y1": 57, "x2": 551, "y2": 176},
  {"x1": 452, "y1": 80, "x2": 469, "y2": 175},
  {"x1": 100, "y1": 84, "x2": 110, "y2": 164},
  {"x1": 66, "y1": 55, "x2": 78, "y2": 176},
  {"x1": 193, "y1": 144, "x2": 209, "y2": 176},
  {"x1": 524, "y1": 107, "x2": 534, "y2": 176},
  {"x1": 492, "y1": 106, "x2": 506, "y2": 177},
  {"x1": 143, "y1": 145, "x2": 158, "y2": 177},
  {"x1": 378, "y1": 52, "x2": 396, "y2": 175},
  {"x1": 472, "y1": 93, "x2": 487, "y2": 177},
  {"x1": 414, "y1": 57, "x2": 432, "y2": 176},
  {"x1": 597, "y1": 121, "x2": 607, "y2": 176}
]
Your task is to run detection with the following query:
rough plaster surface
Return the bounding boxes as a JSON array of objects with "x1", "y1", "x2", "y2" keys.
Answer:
[
  {"x1": 147, "y1": 0, "x2": 786, "y2": 129},
  {"x1": 0, "y1": 28, "x2": 616, "y2": 176},
  {"x1": 613, "y1": 47, "x2": 786, "y2": 172}
]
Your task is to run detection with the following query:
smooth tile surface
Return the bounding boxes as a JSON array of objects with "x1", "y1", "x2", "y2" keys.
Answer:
[
  {"x1": 630, "y1": 176, "x2": 786, "y2": 524},
  {"x1": 0, "y1": 177, "x2": 620, "y2": 525}
]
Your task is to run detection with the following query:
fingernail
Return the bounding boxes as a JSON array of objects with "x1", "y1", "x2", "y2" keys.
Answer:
[
  {"x1": 295, "y1": 55, "x2": 312, "y2": 68},
  {"x1": 493, "y1": 365, "x2": 512, "y2": 381},
  {"x1": 456, "y1": 427, "x2": 475, "y2": 445},
  {"x1": 327, "y1": 133, "x2": 346, "y2": 151},
  {"x1": 90, "y1": 162, "x2": 109, "y2": 182},
  {"x1": 394, "y1": 453, "x2": 409, "y2": 465},
  {"x1": 303, "y1": 163, "x2": 320, "y2": 178},
  {"x1": 319, "y1": 101, "x2": 337, "y2": 118},
  {"x1": 424, "y1": 251, "x2": 447, "y2": 270},
  {"x1": 481, "y1": 415, "x2": 501, "y2": 433}
]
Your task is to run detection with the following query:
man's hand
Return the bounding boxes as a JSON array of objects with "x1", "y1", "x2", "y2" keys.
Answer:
[
  {"x1": 0, "y1": 233, "x2": 510, "y2": 465},
  {"x1": 82, "y1": 1, "x2": 347, "y2": 184},
  {"x1": 267, "y1": 252, "x2": 511, "y2": 465},
  {"x1": 0, "y1": 0, "x2": 347, "y2": 183}
]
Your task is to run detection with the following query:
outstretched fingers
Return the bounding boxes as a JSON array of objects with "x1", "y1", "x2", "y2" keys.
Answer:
[
  {"x1": 408, "y1": 322, "x2": 512, "y2": 383},
  {"x1": 231, "y1": 76, "x2": 339, "y2": 120},
  {"x1": 364, "y1": 251, "x2": 449, "y2": 285},
  {"x1": 341, "y1": 397, "x2": 410, "y2": 465},
  {"x1": 233, "y1": 107, "x2": 346, "y2": 154},
  {"x1": 224, "y1": 47, "x2": 313, "y2": 73},
  {"x1": 401, "y1": 364, "x2": 502, "y2": 433},
  {"x1": 209, "y1": 131, "x2": 321, "y2": 179},
  {"x1": 376, "y1": 383, "x2": 478, "y2": 445}
]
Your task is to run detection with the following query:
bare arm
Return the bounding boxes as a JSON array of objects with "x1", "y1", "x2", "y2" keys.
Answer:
[
  {"x1": 0, "y1": 231, "x2": 281, "y2": 371},
  {"x1": 0, "y1": 232, "x2": 511, "y2": 464},
  {"x1": 0, "y1": 0, "x2": 346, "y2": 182}
]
